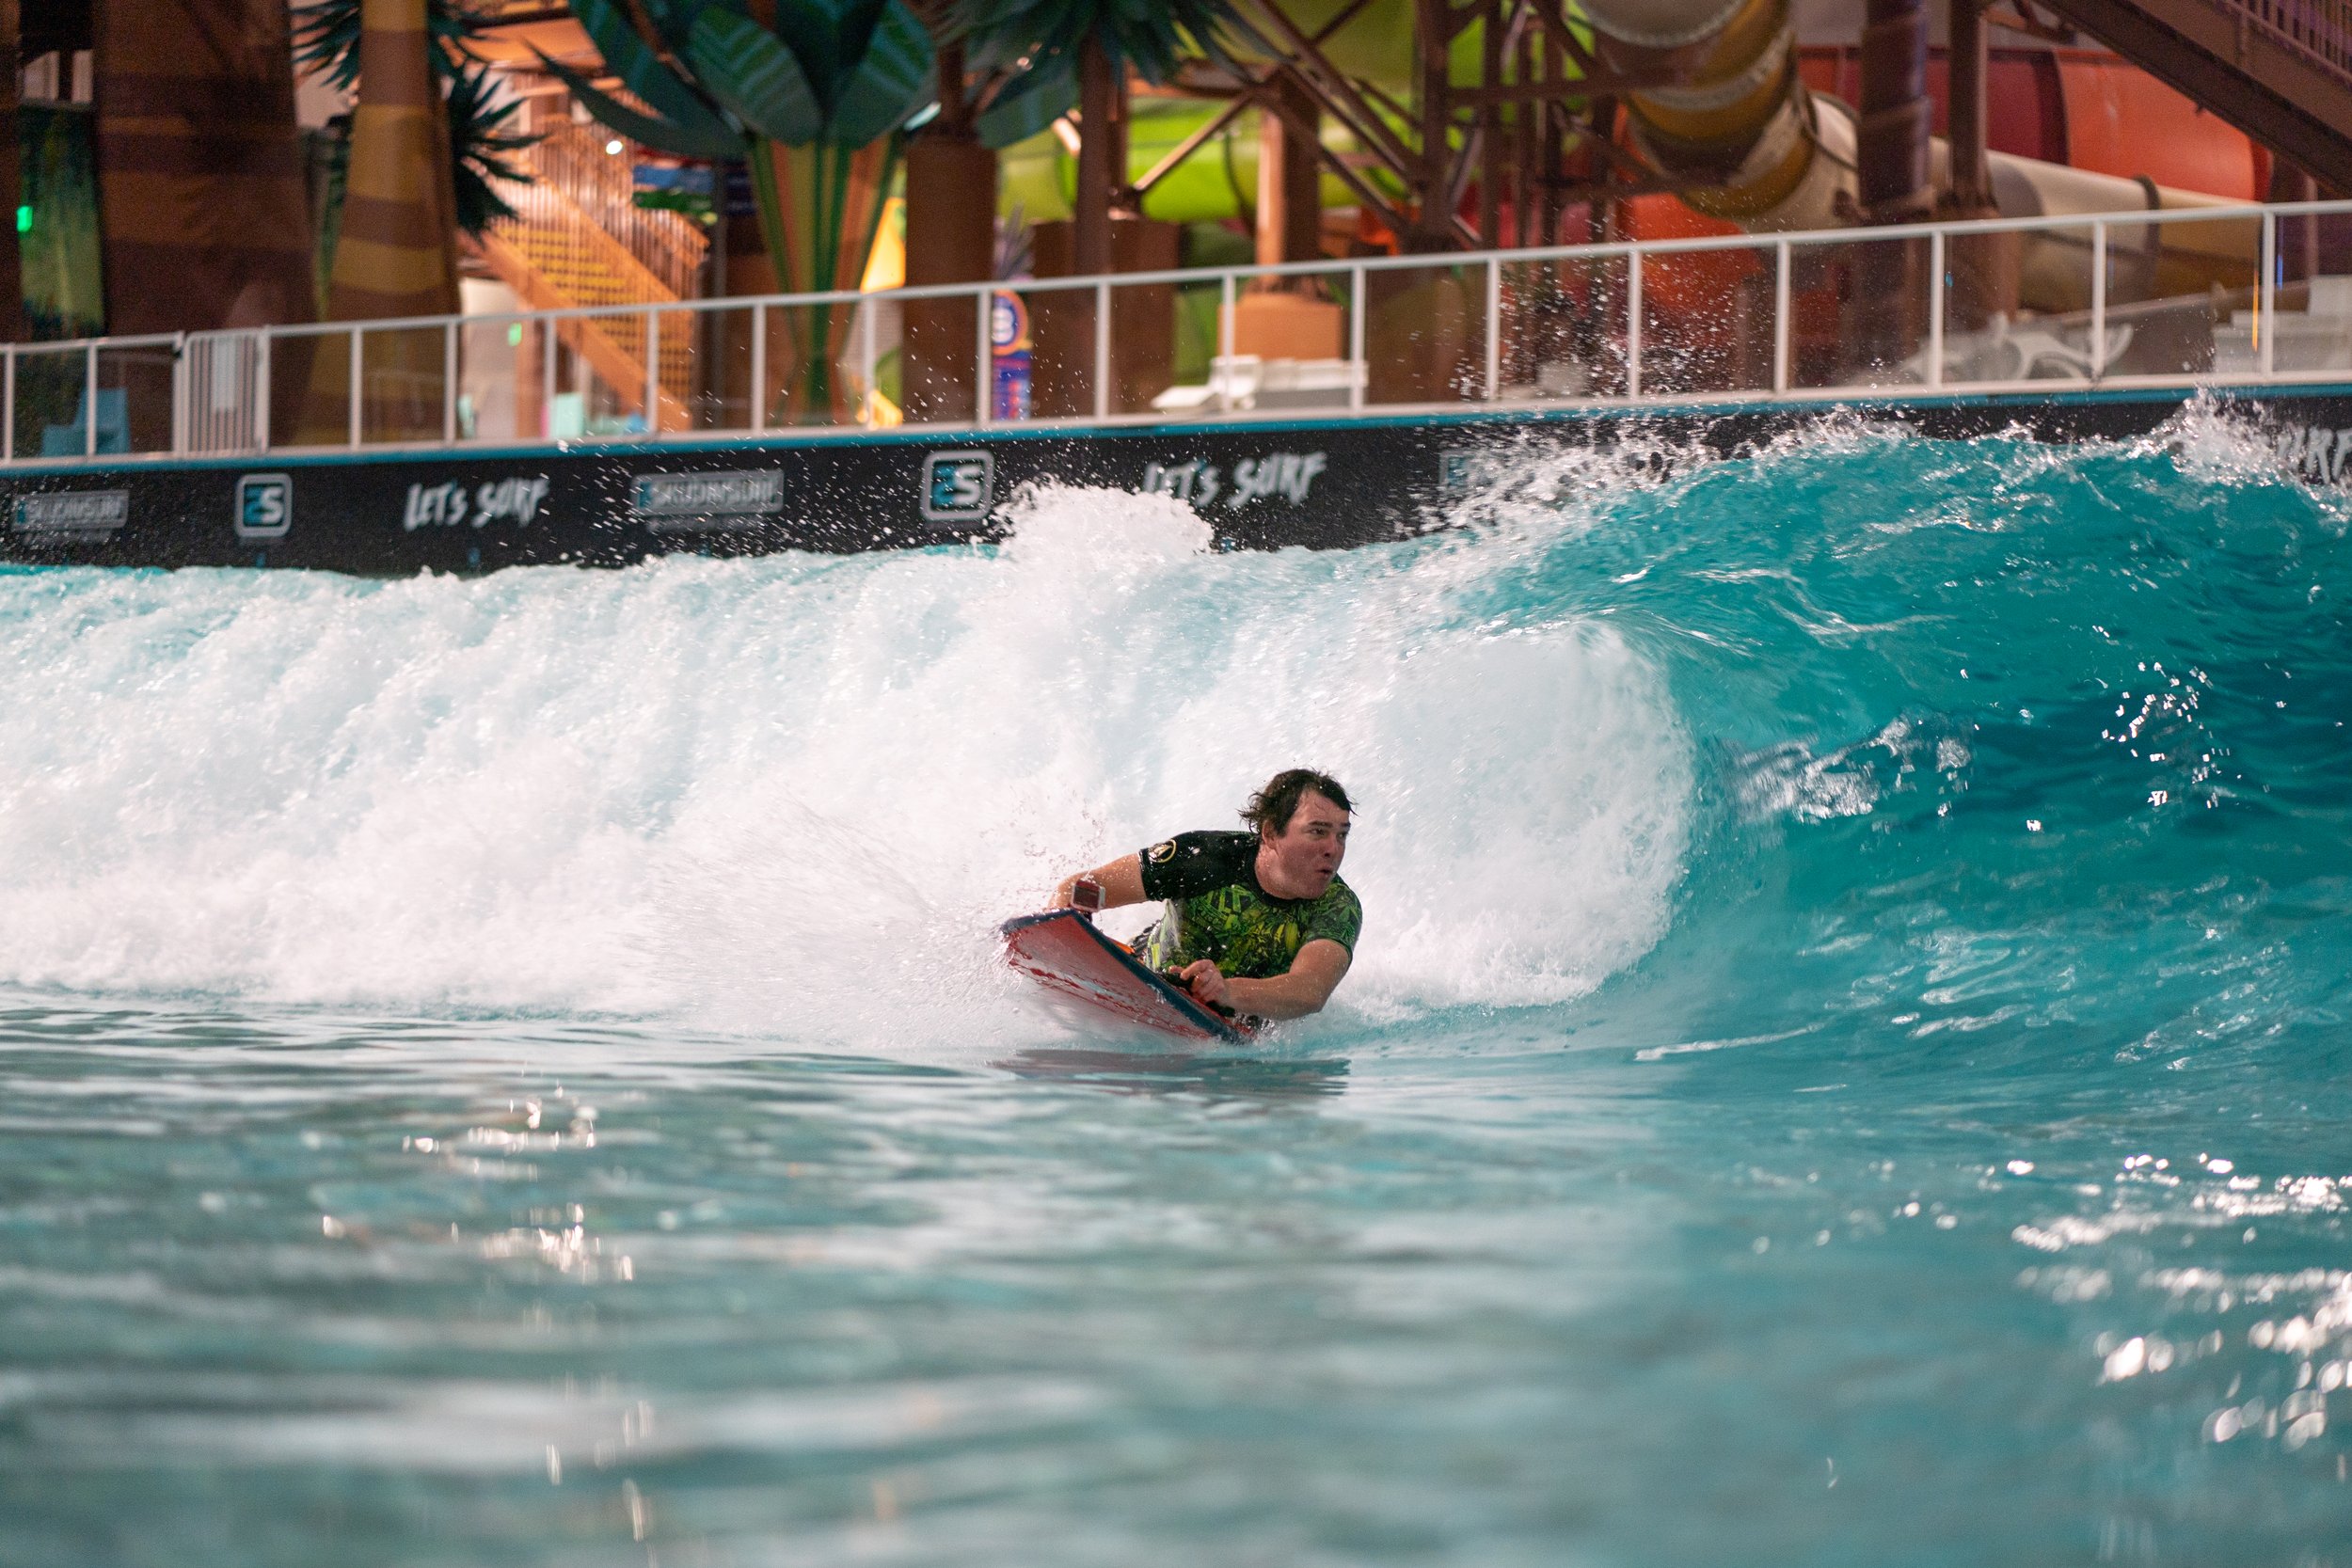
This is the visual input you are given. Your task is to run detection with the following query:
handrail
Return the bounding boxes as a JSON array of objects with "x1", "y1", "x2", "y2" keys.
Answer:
[
  {"x1": 5, "y1": 197, "x2": 2351, "y2": 467},
  {"x1": 501, "y1": 119, "x2": 707, "y2": 302},
  {"x1": 2220, "y1": 0, "x2": 2352, "y2": 79}
]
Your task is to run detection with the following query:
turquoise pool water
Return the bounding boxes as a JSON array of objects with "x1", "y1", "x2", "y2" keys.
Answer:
[{"x1": 3, "y1": 408, "x2": 2348, "y2": 1564}]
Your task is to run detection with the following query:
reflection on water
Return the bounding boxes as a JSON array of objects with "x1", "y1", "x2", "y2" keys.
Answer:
[{"x1": 995, "y1": 1047, "x2": 1350, "y2": 1101}]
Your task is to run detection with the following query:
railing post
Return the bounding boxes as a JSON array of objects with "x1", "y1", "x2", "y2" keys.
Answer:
[
  {"x1": 1927, "y1": 229, "x2": 1945, "y2": 389},
  {"x1": 1348, "y1": 262, "x2": 1365, "y2": 412},
  {"x1": 2090, "y1": 219, "x2": 2107, "y2": 381},
  {"x1": 1093, "y1": 277, "x2": 1111, "y2": 420},
  {"x1": 171, "y1": 332, "x2": 188, "y2": 455},
  {"x1": 1627, "y1": 247, "x2": 1644, "y2": 401},
  {"x1": 644, "y1": 309, "x2": 660, "y2": 436},
  {"x1": 2259, "y1": 209, "x2": 2277, "y2": 378},
  {"x1": 977, "y1": 282, "x2": 993, "y2": 426},
  {"x1": 347, "y1": 325, "x2": 363, "y2": 449},
  {"x1": 1773, "y1": 238, "x2": 1791, "y2": 394},
  {"x1": 444, "y1": 319, "x2": 459, "y2": 444},
  {"x1": 3, "y1": 344, "x2": 14, "y2": 463},
  {"x1": 85, "y1": 341, "x2": 99, "y2": 458},
  {"x1": 254, "y1": 329, "x2": 272, "y2": 453},
  {"x1": 750, "y1": 302, "x2": 767, "y2": 434},
  {"x1": 1218, "y1": 271, "x2": 1235, "y2": 411},
  {"x1": 1484, "y1": 256, "x2": 1502, "y2": 401},
  {"x1": 861, "y1": 295, "x2": 877, "y2": 427},
  {"x1": 543, "y1": 316, "x2": 560, "y2": 437}
]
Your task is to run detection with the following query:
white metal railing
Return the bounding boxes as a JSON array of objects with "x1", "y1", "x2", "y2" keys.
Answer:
[{"x1": 6, "y1": 198, "x2": 2352, "y2": 467}]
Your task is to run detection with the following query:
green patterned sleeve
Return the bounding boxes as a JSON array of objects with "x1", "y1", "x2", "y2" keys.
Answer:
[{"x1": 1305, "y1": 882, "x2": 1362, "y2": 955}]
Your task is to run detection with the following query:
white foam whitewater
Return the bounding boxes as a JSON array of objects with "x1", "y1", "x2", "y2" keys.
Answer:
[{"x1": 0, "y1": 484, "x2": 1692, "y2": 1047}]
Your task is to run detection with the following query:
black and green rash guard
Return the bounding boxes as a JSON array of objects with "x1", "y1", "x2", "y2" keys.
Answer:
[{"x1": 1134, "y1": 831, "x2": 1362, "y2": 979}]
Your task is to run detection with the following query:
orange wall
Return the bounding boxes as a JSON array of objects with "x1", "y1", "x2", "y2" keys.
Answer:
[
  {"x1": 1798, "y1": 46, "x2": 2265, "y2": 199},
  {"x1": 2052, "y1": 55, "x2": 2265, "y2": 199}
]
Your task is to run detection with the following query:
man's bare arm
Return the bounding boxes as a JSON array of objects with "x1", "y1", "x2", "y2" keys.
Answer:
[
  {"x1": 1182, "y1": 939, "x2": 1352, "y2": 1022},
  {"x1": 1053, "y1": 854, "x2": 1148, "y2": 911}
]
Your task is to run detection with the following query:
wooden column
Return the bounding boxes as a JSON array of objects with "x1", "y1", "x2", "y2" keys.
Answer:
[
  {"x1": 1851, "y1": 0, "x2": 1932, "y2": 368},
  {"x1": 1074, "y1": 36, "x2": 1124, "y2": 277},
  {"x1": 1411, "y1": 0, "x2": 1451, "y2": 250},
  {"x1": 0, "y1": 0, "x2": 20, "y2": 344},
  {"x1": 1256, "y1": 71, "x2": 1320, "y2": 268},
  {"x1": 903, "y1": 40, "x2": 996, "y2": 423},
  {"x1": 1947, "y1": 0, "x2": 1994, "y2": 214},
  {"x1": 1859, "y1": 0, "x2": 1931, "y2": 223},
  {"x1": 1477, "y1": 0, "x2": 1502, "y2": 249},
  {"x1": 1940, "y1": 0, "x2": 2015, "y2": 332}
]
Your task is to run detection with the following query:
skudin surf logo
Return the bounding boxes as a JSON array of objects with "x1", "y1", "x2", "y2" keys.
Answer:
[
  {"x1": 630, "y1": 469, "x2": 782, "y2": 531},
  {"x1": 14, "y1": 489, "x2": 129, "y2": 539},
  {"x1": 922, "y1": 451, "x2": 993, "y2": 522}
]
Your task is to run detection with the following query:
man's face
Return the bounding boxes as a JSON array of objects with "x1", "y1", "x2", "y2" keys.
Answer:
[{"x1": 1262, "y1": 791, "x2": 1350, "y2": 896}]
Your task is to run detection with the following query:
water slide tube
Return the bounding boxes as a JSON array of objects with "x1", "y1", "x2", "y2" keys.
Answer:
[
  {"x1": 1581, "y1": 0, "x2": 1859, "y2": 231},
  {"x1": 990, "y1": 1, "x2": 2254, "y2": 307},
  {"x1": 1583, "y1": 0, "x2": 2256, "y2": 309}
]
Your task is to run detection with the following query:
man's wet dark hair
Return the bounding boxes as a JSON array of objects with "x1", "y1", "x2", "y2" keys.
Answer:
[{"x1": 1241, "y1": 769, "x2": 1353, "y2": 837}]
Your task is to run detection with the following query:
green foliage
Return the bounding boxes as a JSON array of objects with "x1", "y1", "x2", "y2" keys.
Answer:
[
  {"x1": 16, "y1": 105, "x2": 104, "y2": 341},
  {"x1": 290, "y1": 0, "x2": 478, "y2": 94},
  {"x1": 827, "y1": 2, "x2": 936, "y2": 146},
  {"x1": 683, "y1": 9, "x2": 825, "y2": 145},
  {"x1": 291, "y1": 0, "x2": 540, "y2": 239},
  {"x1": 546, "y1": 0, "x2": 937, "y2": 156},
  {"x1": 443, "y1": 61, "x2": 539, "y2": 232},
  {"x1": 559, "y1": 0, "x2": 739, "y2": 154},
  {"x1": 957, "y1": 0, "x2": 1248, "y2": 85},
  {"x1": 973, "y1": 57, "x2": 1077, "y2": 150}
]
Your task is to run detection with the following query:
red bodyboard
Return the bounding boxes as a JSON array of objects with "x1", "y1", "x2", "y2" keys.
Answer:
[{"x1": 1001, "y1": 910, "x2": 1252, "y2": 1045}]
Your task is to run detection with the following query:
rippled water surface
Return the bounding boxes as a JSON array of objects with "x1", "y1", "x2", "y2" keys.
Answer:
[{"x1": 4, "y1": 411, "x2": 2349, "y2": 1564}]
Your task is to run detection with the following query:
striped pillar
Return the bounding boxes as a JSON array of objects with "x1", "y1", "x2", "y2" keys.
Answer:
[
  {"x1": 92, "y1": 0, "x2": 313, "y2": 335},
  {"x1": 300, "y1": 0, "x2": 460, "y2": 445},
  {"x1": 323, "y1": 0, "x2": 457, "y2": 324}
]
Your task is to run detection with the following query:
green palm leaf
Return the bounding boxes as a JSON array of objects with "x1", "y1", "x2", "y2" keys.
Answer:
[
  {"x1": 974, "y1": 54, "x2": 1078, "y2": 150},
  {"x1": 446, "y1": 59, "x2": 540, "y2": 234},
  {"x1": 633, "y1": 0, "x2": 704, "y2": 52},
  {"x1": 827, "y1": 0, "x2": 936, "y2": 146},
  {"x1": 566, "y1": 0, "x2": 739, "y2": 148},
  {"x1": 760, "y1": 0, "x2": 843, "y2": 111},
  {"x1": 685, "y1": 8, "x2": 826, "y2": 146},
  {"x1": 533, "y1": 50, "x2": 744, "y2": 160},
  {"x1": 960, "y1": 0, "x2": 1243, "y2": 84}
]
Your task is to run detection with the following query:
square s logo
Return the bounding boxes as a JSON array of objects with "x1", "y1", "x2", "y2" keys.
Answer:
[
  {"x1": 235, "y1": 473, "x2": 292, "y2": 541},
  {"x1": 920, "y1": 451, "x2": 993, "y2": 523}
]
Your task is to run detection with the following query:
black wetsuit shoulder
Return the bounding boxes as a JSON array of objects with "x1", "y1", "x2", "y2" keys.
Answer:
[{"x1": 1137, "y1": 831, "x2": 1259, "y2": 901}]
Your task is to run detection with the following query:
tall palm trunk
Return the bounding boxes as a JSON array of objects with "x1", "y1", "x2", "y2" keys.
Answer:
[
  {"x1": 299, "y1": 0, "x2": 459, "y2": 444},
  {"x1": 901, "y1": 38, "x2": 996, "y2": 422},
  {"x1": 1073, "y1": 34, "x2": 1122, "y2": 278},
  {"x1": 93, "y1": 0, "x2": 314, "y2": 336}
]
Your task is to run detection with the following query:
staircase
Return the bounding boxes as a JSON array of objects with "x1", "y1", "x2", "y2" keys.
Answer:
[
  {"x1": 2032, "y1": 0, "x2": 2352, "y2": 190},
  {"x1": 478, "y1": 119, "x2": 710, "y2": 431}
]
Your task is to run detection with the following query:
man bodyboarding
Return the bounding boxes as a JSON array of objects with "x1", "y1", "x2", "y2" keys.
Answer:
[{"x1": 1051, "y1": 769, "x2": 1360, "y2": 1022}]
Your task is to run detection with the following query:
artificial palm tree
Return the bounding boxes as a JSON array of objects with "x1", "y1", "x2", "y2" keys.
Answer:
[
  {"x1": 542, "y1": 0, "x2": 936, "y2": 420},
  {"x1": 891, "y1": 3, "x2": 1088, "y2": 417},
  {"x1": 294, "y1": 0, "x2": 539, "y2": 258},
  {"x1": 289, "y1": 0, "x2": 465, "y2": 443},
  {"x1": 959, "y1": 0, "x2": 1248, "y2": 275}
]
